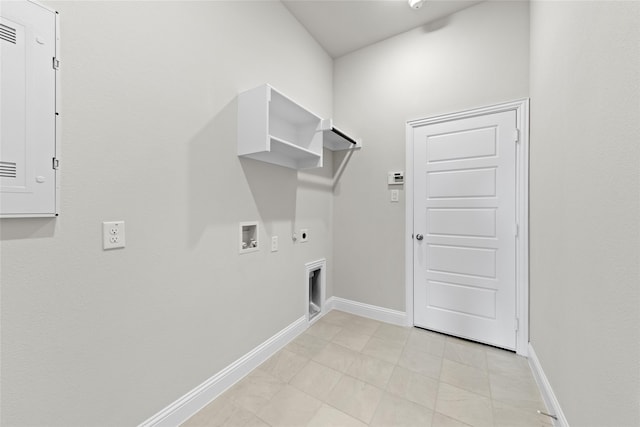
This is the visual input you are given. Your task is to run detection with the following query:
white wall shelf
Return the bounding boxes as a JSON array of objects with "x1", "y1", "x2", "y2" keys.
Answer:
[
  {"x1": 270, "y1": 136, "x2": 321, "y2": 163},
  {"x1": 321, "y1": 119, "x2": 362, "y2": 151},
  {"x1": 238, "y1": 84, "x2": 323, "y2": 170},
  {"x1": 238, "y1": 84, "x2": 361, "y2": 170}
]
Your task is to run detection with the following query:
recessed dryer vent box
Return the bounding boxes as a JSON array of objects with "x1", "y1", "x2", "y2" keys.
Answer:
[
  {"x1": 305, "y1": 259, "x2": 326, "y2": 324},
  {"x1": 239, "y1": 222, "x2": 259, "y2": 254}
]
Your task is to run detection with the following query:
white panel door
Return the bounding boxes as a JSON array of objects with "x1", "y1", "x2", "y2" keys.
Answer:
[{"x1": 413, "y1": 110, "x2": 517, "y2": 350}]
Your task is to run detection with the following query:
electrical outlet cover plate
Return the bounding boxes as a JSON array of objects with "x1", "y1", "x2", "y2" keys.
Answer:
[{"x1": 103, "y1": 221, "x2": 125, "y2": 250}]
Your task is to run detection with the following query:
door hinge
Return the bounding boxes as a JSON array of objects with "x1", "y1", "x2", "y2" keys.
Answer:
[
  {"x1": 515, "y1": 223, "x2": 520, "y2": 238},
  {"x1": 515, "y1": 318, "x2": 519, "y2": 332},
  {"x1": 52, "y1": 57, "x2": 60, "y2": 70},
  {"x1": 52, "y1": 157, "x2": 59, "y2": 170},
  {"x1": 514, "y1": 129, "x2": 520, "y2": 143}
]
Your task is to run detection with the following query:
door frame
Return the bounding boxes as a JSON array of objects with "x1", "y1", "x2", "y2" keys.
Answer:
[{"x1": 405, "y1": 99, "x2": 530, "y2": 356}]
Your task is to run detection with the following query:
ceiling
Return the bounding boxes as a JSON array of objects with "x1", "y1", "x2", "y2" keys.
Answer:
[{"x1": 281, "y1": 0, "x2": 483, "y2": 58}]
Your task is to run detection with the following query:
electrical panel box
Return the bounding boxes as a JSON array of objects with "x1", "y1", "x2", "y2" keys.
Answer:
[{"x1": 1, "y1": 1, "x2": 59, "y2": 217}]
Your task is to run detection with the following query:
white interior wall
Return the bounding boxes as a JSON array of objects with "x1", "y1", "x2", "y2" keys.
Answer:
[
  {"x1": 0, "y1": 1, "x2": 333, "y2": 425},
  {"x1": 3, "y1": 1, "x2": 639, "y2": 425},
  {"x1": 529, "y1": 2, "x2": 640, "y2": 425},
  {"x1": 332, "y1": 0, "x2": 529, "y2": 311}
]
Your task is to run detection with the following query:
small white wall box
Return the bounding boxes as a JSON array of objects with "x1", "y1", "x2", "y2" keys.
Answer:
[
  {"x1": 1, "y1": 1, "x2": 60, "y2": 218},
  {"x1": 388, "y1": 171, "x2": 404, "y2": 185},
  {"x1": 305, "y1": 259, "x2": 326, "y2": 323},
  {"x1": 239, "y1": 222, "x2": 259, "y2": 254}
]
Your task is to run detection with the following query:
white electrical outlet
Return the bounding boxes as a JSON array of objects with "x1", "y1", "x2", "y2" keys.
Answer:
[
  {"x1": 391, "y1": 189, "x2": 399, "y2": 202},
  {"x1": 103, "y1": 221, "x2": 126, "y2": 250},
  {"x1": 300, "y1": 228, "x2": 309, "y2": 243},
  {"x1": 271, "y1": 236, "x2": 278, "y2": 252}
]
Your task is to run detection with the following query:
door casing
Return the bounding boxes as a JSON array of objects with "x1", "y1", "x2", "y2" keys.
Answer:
[{"x1": 405, "y1": 99, "x2": 529, "y2": 356}]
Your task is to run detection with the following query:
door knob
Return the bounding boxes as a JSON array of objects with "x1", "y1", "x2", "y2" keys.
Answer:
[{"x1": 416, "y1": 234, "x2": 424, "y2": 241}]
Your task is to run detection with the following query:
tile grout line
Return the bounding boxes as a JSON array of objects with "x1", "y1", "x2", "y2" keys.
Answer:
[
  {"x1": 485, "y1": 345, "x2": 497, "y2": 427},
  {"x1": 433, "y1": 336, "x2": 447, "y2": 427}
]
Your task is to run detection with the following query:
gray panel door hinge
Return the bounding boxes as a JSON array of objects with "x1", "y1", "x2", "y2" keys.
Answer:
[
  {"x1": 52, "y1": 57, "x2": 60, "y2": 70},
  {"x1": 515, "y1": 223, "x2": 520, "y2": 238},
  {"x1": 514, "y1": 129, "x2": 520, "y2": 143},
  {"x1": 515, "y1": 318, "x2": 519, "y2": 332},
  {"x1": 52, "y1": 157, "x2": 59, "y2": 170}
]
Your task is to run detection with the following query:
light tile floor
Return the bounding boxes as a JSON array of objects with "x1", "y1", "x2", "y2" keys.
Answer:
[{"x1": 182, "y1": 310, "x2": 552, "y2": 427}]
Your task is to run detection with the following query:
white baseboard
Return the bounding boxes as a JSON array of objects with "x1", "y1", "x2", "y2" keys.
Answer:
[
  {"x1": 327, "y1": 296, "x2": 407, "y2": 326},
  {"x1": 528, "y1": 343, "x2": 569, "y2": 427},
  {"x1": 139, "y1": 300, "x2": 406, "y2": 427},
  {"x1": 138, "y1": 316, "x2": 307, "y2": 427}
]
